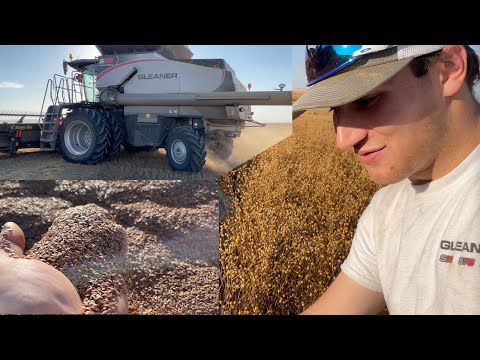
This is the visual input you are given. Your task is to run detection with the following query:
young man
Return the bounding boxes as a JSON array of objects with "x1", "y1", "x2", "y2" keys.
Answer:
[
  {"x1": 293, "y1": 45, "x2": 480, "y2": 314},
  {"x1": 0, "y1": 222, "x2": 83, "y2": 314}
]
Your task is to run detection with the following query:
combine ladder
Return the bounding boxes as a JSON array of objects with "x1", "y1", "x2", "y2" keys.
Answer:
[
  {"x1": 38, "y1": 72, "x2": 90, "y2": 151},
  {"x1": 39, "y1": 105, "x2": 61, "y2": 151},
  {"x1": 38, "y1": 75, "x2": 81, "y2": 151}
]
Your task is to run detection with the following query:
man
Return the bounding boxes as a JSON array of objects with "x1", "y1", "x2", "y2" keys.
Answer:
[
  {"x1": 0, "y1": 222, "x2": 83, "y2": 314},
  {"x1": 293, "y1": 45, "x2": 479, "y2": 314}
]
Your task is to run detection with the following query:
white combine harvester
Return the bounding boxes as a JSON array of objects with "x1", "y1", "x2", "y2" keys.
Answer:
[{"x1": 0, "y1": 45, "x2": 291, "y2": 172}]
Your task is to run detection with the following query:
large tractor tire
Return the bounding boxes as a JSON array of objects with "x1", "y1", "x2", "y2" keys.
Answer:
[
  {"x1": 206, "y1": 133, "x2": 234, "y2": 160},
  {"x1": 97, "y1": 109, "x2": 123, "y2": 161},
  {"x1": 165, "y1": 126, "x2": 206, "y2": 172},
  {"x1": 58, "y1": 108, "x2": 109, "y2": 165}
]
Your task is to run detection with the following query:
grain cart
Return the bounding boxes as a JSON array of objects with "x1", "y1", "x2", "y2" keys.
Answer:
[
  {"x1": 0, "y1": 114, "x2": 42, "y2": 154},
  {"x1": 31, "y1": 45, "x2": 291, "y2": 172}
]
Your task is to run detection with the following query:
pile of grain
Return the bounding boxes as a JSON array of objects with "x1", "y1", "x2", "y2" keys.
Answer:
[
  {"x1": 26, "y1": 204, "x2": 128, "y2": 314},
  {"x1": 0, "y1": 180, "x2": 219, "y2": 314},
  {"x1": 128, "y1": 259, "x2": 219, "y2": 314},
  {"x1": 0, "y1": 196, "x2": 71, "y2": 250}
]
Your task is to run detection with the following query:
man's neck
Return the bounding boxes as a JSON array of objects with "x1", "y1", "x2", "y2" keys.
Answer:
[
  {"x1": 442, "y1": 98, "x2": 480, "y2": 170},
  {"x1": 408, "y1": 98, "x2": 479, "y2": 185}
]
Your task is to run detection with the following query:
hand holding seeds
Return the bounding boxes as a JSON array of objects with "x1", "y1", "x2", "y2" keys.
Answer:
[
  {"x1": 0, "y1": 222, "x2": 83, "y2": 314},
  {"x1": 26, "y1": 204, "x2": 129, "y2": 314}
]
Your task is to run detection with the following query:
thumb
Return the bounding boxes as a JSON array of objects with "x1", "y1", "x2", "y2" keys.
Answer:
[{"x1": 1, "y1": 222, "x2": 26, "y2": 254}]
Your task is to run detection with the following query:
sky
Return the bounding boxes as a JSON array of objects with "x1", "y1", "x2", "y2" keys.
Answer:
[
  {"x1": 293, "y1": 45, "x2": 480, "y2": 98},
  {"x1": 0, "y1": 45, "x2": 292, "y2": 123}
]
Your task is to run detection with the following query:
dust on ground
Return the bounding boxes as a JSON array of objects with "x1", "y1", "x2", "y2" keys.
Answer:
[
  {"x1": 0, "y1": 123, "x2": 291, "y2": 180},
  {"x1": 0, "y1": 180, "x2": 219, "y2": 314}
]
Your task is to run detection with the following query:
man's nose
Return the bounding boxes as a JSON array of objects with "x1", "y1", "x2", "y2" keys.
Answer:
[{"x1": 335, "y1": 115, "x2": 368, "y2": 150}]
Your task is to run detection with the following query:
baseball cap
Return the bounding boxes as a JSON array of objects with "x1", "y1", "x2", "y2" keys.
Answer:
[{"x1": 293, "y1": 45, "x2": 445, "y2": 113}]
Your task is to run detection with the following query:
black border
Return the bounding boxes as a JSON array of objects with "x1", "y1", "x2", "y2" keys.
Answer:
[{"x1": 2, "y1": 7, "x2": 476, "y2": 44}]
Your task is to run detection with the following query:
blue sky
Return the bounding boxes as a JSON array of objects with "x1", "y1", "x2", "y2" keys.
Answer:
[
  {"x1": 293, "y1": 45, "x2": 480, "y2": 92},
  {"x1": 0, "y1": 45, "x2": 292, "y2": 123}
]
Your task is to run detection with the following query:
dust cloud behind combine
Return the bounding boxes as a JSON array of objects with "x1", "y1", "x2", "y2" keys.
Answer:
[{"x1": 208, "y1": 123, "x2": 291, "y2": 173}]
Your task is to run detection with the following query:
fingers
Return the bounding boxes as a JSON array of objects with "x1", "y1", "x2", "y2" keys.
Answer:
[{"x1": 1, "y1": 222, "x2": 26, "y2": 252}]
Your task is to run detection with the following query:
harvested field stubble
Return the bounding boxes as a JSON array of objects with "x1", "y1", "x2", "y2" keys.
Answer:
[
  {"x1": 0, "y1": 124, "x2": 290, "y2": 180},
  {"x1": 219, "y1": 102, "x2": 381, "y2": 314}
]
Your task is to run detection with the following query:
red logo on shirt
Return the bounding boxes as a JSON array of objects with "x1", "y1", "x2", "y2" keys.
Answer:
[
  {"x1": 458, "y1": 257, "x2": 475, "y2": 266},
  {"x1": 439, "y1": 254, "x2": 454, "y2": 263}
]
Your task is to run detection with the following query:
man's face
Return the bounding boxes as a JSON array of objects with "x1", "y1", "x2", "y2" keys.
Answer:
[{"x1": 333, "y1": 64, "x2": 448, "y2": 185}]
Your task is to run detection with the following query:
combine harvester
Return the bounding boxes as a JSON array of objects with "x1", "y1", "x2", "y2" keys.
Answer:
[{"x1": 0, "y1": 45, "x2": 291, "y2": 172}]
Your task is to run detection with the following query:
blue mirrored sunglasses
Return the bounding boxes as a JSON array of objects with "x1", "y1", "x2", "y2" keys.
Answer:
[{"x1": 305, "y1": 45, "x2": 396, "y2": 86}]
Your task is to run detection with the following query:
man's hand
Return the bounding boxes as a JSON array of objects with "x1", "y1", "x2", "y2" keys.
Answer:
[{"x1": 0, "y1": 222, "x2": 83, "y2": 314}]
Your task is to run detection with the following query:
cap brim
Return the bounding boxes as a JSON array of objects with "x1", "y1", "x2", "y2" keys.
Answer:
[{"x1": 292, "y1": 57, "x2": 412, "y2": 113}]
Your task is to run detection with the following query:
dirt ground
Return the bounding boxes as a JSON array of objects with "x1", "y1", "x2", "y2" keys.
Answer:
[
  {"x1": 0, "y1": 123, "x2": 291, "y2": 180},
  {"x1": 0, "y1": 180, "x2": 220, "y2": 314}
]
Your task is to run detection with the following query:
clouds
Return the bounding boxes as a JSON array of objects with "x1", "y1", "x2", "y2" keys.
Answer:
[{"x1": 0, "y1": 81, "x2": 24, "y2": 89}]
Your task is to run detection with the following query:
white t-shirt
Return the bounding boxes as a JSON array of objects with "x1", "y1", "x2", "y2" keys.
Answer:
[{"x1": 341, "y1": 145, "x2": 480, "y2": 314}]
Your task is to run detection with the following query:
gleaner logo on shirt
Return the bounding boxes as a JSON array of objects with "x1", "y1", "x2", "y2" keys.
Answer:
[
  {"x1": 439, "y1": 241, "x2": 478, "y2": 267},
  {"x1": 440, "y1": 241, "x2": 480, "y2": 253}
]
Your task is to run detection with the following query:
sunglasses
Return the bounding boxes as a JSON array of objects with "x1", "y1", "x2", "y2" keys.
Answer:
[{"x1": 305, "y1": 45, "x2": 396, "y2": 86}]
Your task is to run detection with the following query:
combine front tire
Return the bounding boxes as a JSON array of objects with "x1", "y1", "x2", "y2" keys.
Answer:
[
  {"x1": 58, "y1": 108, "x2": 109, "y2": 165},
  {"x1": 165, "y1": 126, "x2": 206, "y2": 172}
]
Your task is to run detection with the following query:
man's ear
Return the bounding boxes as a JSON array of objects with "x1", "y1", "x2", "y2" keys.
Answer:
[{"x1": 439, "y1": 45, "x2": 468, "y2": 97}]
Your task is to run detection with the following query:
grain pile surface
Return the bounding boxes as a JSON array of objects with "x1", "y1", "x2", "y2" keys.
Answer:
[
  {"x1": 0, "y1": 180, "x2": 219, "y2": 314},
  {"x1": 26, "y1": 204, "x2": 128, "y2": 314}
]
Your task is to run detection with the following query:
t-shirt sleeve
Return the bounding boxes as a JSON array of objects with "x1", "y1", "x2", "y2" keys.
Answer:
[{"x1": 340, "y1": 201, "x2": 383, "y2": 293}]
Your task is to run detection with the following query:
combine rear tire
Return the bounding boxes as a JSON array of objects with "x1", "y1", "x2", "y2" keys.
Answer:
[
  {"x1": 165, "y1": 126, "x2": 206, "y2": 172},
  {"x1": 97, "y1": 109, "x2": 123, "y2": 161},
  {"x1": 58, "y1": 108, "x2": 109, "y2": 165}
]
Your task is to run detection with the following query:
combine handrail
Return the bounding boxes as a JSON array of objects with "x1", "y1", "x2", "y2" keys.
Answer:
[{"x1": 38, "y1": 78, "x2": 54, "y2": 130}]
